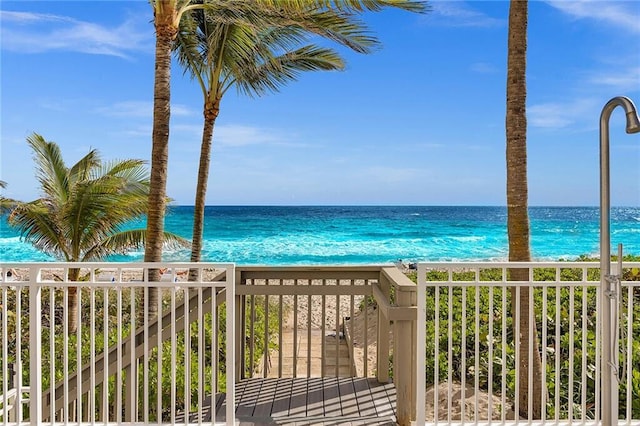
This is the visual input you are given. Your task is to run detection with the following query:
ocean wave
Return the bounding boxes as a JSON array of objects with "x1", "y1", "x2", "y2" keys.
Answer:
[
  {"x1": 2, "y1": 206, "x2": 638, "y2": 264},
  {"x1": 449, "y1": 236, "x2": 485, "y2": 242},
  {"x1": 0, "y1": 236, "x2": 22, "y2": 243}
]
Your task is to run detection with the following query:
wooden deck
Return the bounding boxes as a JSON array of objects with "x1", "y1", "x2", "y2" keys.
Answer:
[{"x1": 181, "y1": 377, "x2": 397, "y2": 425}]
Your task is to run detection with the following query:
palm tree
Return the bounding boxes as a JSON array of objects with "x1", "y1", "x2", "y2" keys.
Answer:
[
  {"x1": 505, "y1": 0, "x2": 544, "y2": 418},
  {"x1": 0, "y1": 180, "x2": 18, "y2": 214},
  {"x1": 145, "y1": 0, "x2": 181, "y2": 275},
  {"x1": 145, "y1": 0, "x2": 427, "y2": 287},
  {"x1": 174, "y1": 3, "x2": 411, "y2": 279},
  {"x1": 8, "y1": 133, "x2": 187, "y2": 332}
]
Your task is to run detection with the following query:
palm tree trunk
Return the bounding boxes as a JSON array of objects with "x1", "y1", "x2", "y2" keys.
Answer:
[
  {"x1": 145, "y1": 1, "x2": 178, "y2": 319},
  {"x1": 506, "y1": 0, "x2": 544, "y2": 418},
  {"x1": 189, "y1": 101, "x2": 220, "y2": 282},
  {"x1": 67, "y1": 267, "x2": 81, "y2": 334}
]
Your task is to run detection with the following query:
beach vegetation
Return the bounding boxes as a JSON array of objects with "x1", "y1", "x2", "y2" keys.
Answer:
[{"x1": 6, "y1": 133, "x2": 187, "y2": 332}]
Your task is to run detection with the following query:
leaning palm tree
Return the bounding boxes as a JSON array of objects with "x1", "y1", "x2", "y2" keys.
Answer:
[
  {"x1": 145, "y1": 0, "x2": 427, "y2": 289},
  {"x1": 505, "y1": 0, "x2": 544, "y2": 418},
  {"x1": 8, "y1": 133, "x2": 187, "y2": 332},
  {"x1": 174, "y1": 3, "x2": 411, "y2": 279}
]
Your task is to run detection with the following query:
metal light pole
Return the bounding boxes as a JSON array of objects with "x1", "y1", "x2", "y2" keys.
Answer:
[{"x1": 599, "y1": 96, "x2": 640, "y2": 426}]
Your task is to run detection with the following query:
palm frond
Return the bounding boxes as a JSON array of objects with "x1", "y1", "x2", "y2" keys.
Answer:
[
  {"x1": 259, "y1": 0, "x2": 428, "y2": 14},
  {"x1": 84, "y1": 229, "x2": 188, "y2": 261},
  {"x1": 8, "y1": 200, "x2": 72, "y2": 260},
  {"x1": 27, "y1": 133, "x2": 70, "y2": 204},
  {"x1": 174, "y1": 1, "x2": 387, "y2": 100},
  {"x1": 0, "y1": 180, "x2": 19, "y2": 214},
  {"x1": 259, "y1": 8, "x2": 379, "y2": 54},
  {"x1": 13, "y1": 134, "x2": 161, "y2": 262},
  {"x1": 234, "y1": 45, "x2": 344, "y2": 97},
  {"x1": 68, "y1": 148, "x2": 101, "y2": 184}
]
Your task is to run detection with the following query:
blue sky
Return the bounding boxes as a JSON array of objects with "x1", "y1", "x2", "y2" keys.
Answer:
[{"x1": 1, "y1": 0, "x2": 639, "y2": 206}]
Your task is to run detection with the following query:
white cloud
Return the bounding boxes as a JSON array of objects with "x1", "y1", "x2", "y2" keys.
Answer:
[
  {"x1": 96, "y1": 101, "x2": 152, "y2": 118},
  {"x1": 171, "y1": 104, "x2": 195, "y2": 117},
  {"x1": 119, "y1": 125, "x2": 152, "y2": 139},
  {"x1": 587, "y1": 66, "x2": 640, "y2": 92},
  {"x1": 0, "y1": 10, "x2": 152, "y2": 58},
  {"x1": 215, "y1": 125, "x2": 285, "y2": 147},
  {"x1": 0, "y1": 10, "x2": 79, "y2": 25},
  {"x1": 470, "y1": 62, "x2": 500, "y2": 74},
  {"x1": 545, "y1": 0, "x2": 640, "y2": 33},
  {"x1": 529, "y1": 98, "x2": 598, "y2": 129},
  {"x1": 426, "y1": 1, "x2": 505, "y2": 28},
  {"x1": 96, "y1": 101, "x2": 194, "y2": 118}
]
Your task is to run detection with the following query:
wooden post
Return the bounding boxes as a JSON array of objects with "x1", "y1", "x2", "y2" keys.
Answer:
[
  {"x1": 235, "y1": 270, "x2": 244, "y2": 380},
  {"x1": 376, "y1": 275, "x2": 390, "y2": 383},
  {"x1": 394, "y1": 287, "x2": 413, "y2": 426},
  {"x1": 410, "y1": 287, "x2": 417, "y2": 420},
  {"x1": 381, "y1": 266, "x2": 418, "y2": 426},
  {"x1": 225, "y1": 265, "x2": 237, "y2": 426}
]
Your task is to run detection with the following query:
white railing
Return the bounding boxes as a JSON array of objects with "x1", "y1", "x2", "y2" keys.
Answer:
[
  {"x1": 1, "y1": 262, "x2": 235, "y2": 425},
  {"x1": 0, "y1": 388, "x2": 29, "y2": 423},
  {"x1": 416, "y1": 261, "x2": 640, "y2": 425},
  {"x1": 4, "y1": 261, "x2": 639, "y2": 426},
  {"x1": 232, "y1": 265, "x2": 418, "y2": 425}
]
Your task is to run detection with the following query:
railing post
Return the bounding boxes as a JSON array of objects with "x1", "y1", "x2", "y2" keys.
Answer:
[
  {"x1": 29, "y1": 266, "x2": 43, "y2": 426},
  {"x1": 226, "y1": 265, "x2": 236, "y2": 426},
  {"x1": 234, "y1": 270, "x2": 244, "y2": 381},
  {"x1": 7, "y1": 364, "x2": 16, "y2": 423},
  {"x1": 123, "y1": 359, "x2": 137, "y2": 421},
  {"x1": 376, "y1": 276, "x2": 390, "y2": 383},
  {"x1": 394, "y1": 284, "x2": 415, "y2": 426},
  {"x1": 416, "y1": 264, "x2": 426, "y2": 425}
]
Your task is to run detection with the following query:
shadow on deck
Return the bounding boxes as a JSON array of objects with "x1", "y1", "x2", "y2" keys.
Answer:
[{"x1": 179, "y1": 377, "x2": 396, "y2": 425}]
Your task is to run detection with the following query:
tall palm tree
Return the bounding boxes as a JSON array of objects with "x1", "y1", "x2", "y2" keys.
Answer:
[
  {"x1": 146, "y1": 0, "x2": 182, "y2": 275},
  {"x1": 145, "y1": 0, "x2": 427, "y2": 286},
  {"x1": 505, "y1": 0, "x2": 544, "y2": 418},
  {"x1": 8, "y1": 133, "x2": 187, "y2": 332},
  {"x1": 174, "y1": 3, "x2": 410, "y2": 279}
]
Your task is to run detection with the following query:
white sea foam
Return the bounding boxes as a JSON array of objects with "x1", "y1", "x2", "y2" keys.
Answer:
[{"x1": 2, "y1": 206, "x2": 638, "y2": 264}]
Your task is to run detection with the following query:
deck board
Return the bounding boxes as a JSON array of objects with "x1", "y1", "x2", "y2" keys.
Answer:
[
  {"x1": 235, "y1": 378, "x2": 260, "y2": 418},
  {"x1": 337, "y1": 377, "x2": 359, "y2": 417},
  {"x1": 186, "y1": 377, "x2": 396, "y2": 425},
  {"x1": 252, "y1": 378, "x2": 278, "y2": 419},
  {"x1": 352, "y1": 376, "x2": 377, "y2": 418},
  {"x1": 306, "y1": 377, "x2": 326, "y2": 417},
  {"x1": 322, "y1": 376, "x2": 341, "y2": 418},
  {"x1": 271, "y1": 377, "x2": 294, "y2": 417},
  {"x1": 288, "y1": 378, "x2": 309, "y2": 417}
]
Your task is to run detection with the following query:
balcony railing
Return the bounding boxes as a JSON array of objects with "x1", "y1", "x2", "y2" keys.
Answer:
[
  {"x1": 1, "y1": 263, "x2": 236, "y2": 425},
  {"x1": 2, "y1": 261, "x2": 640, "y2": 425},
  {"x1": 417, "y1": 261, "x2": 640, "y2": 425}
]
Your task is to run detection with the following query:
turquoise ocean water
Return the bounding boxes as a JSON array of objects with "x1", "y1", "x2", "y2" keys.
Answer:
[{"x1": 1, "y1": 206, "x2": 639, "y2": 265}]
